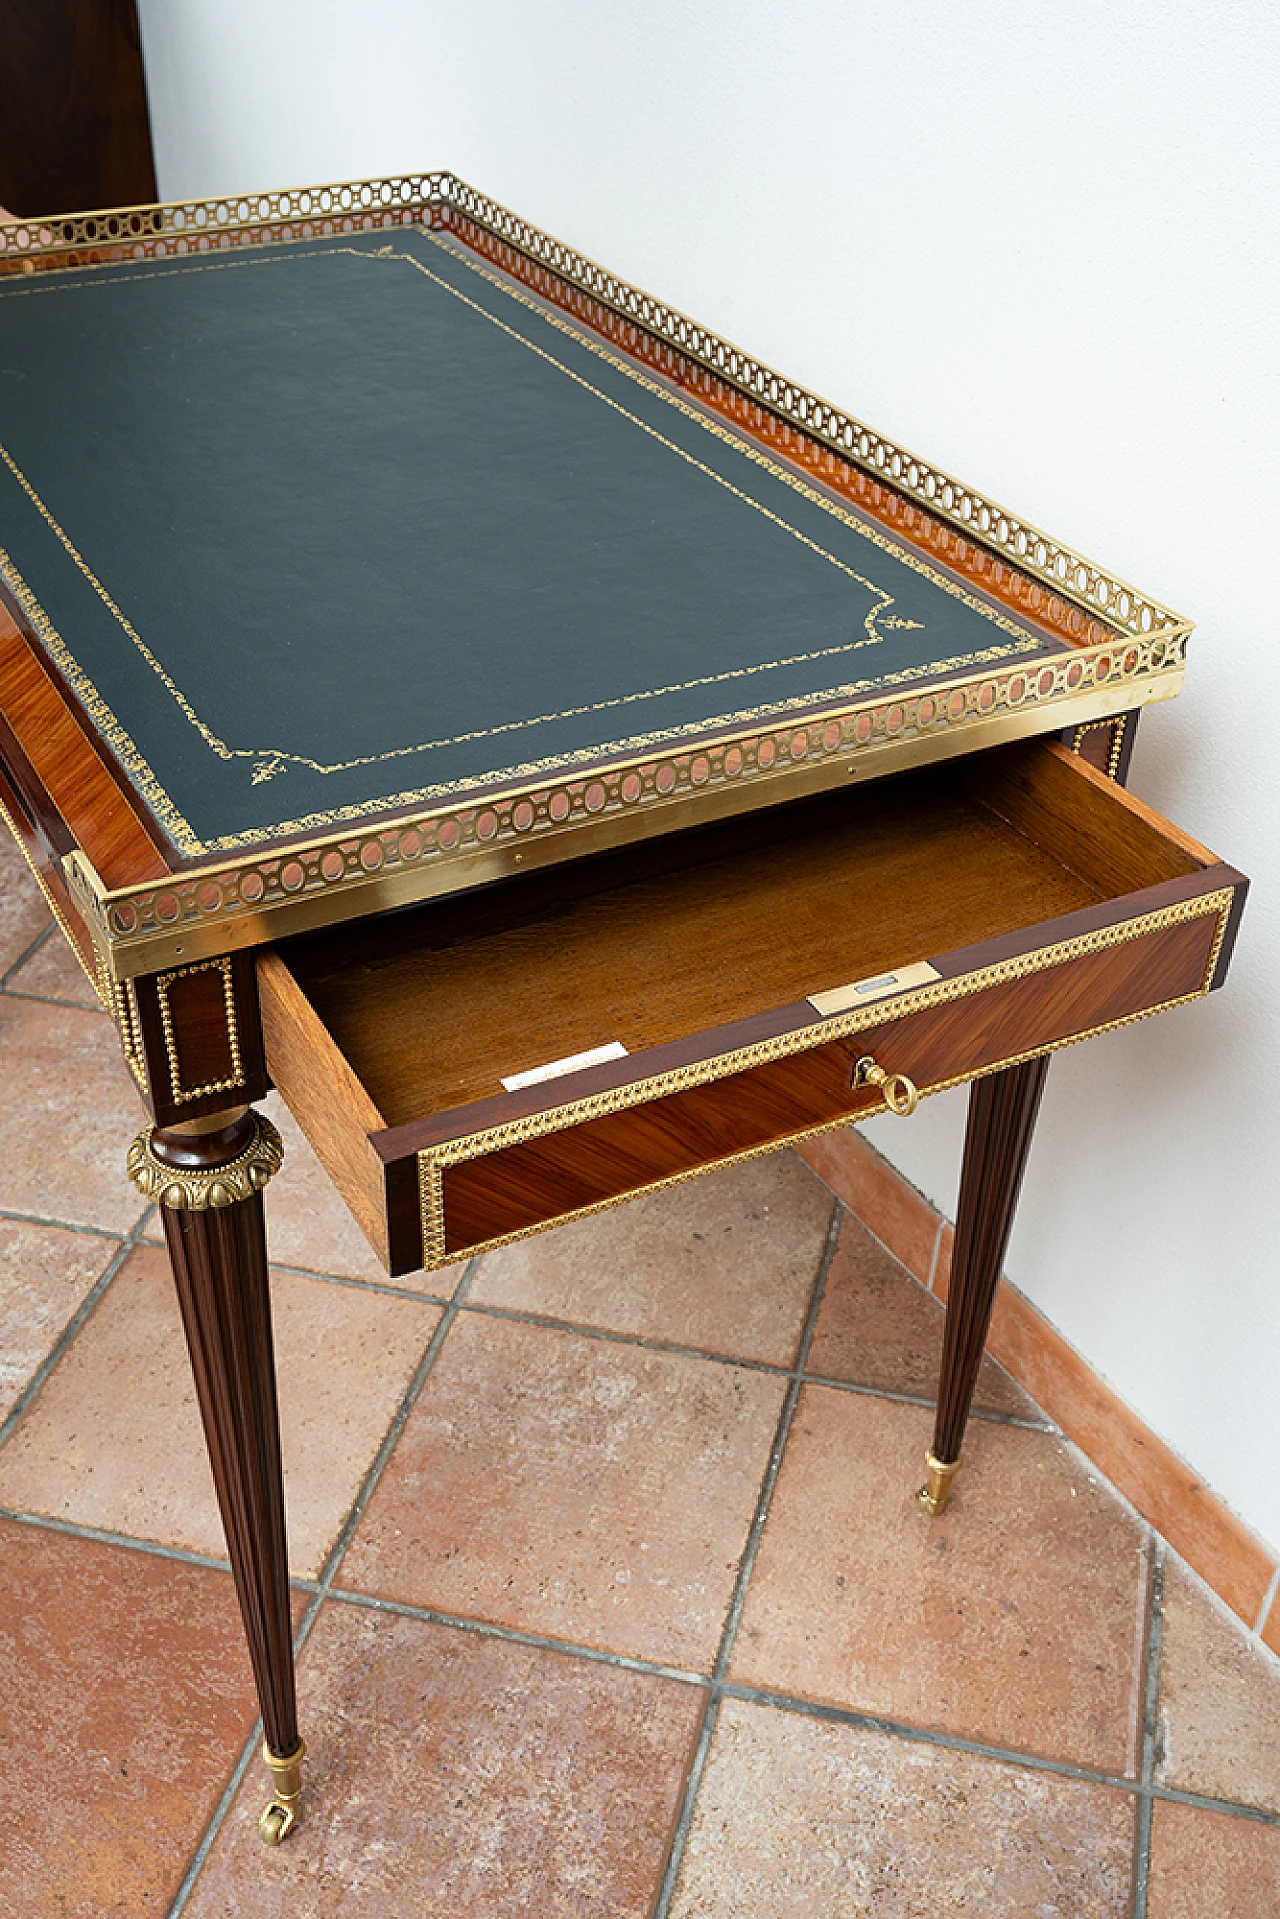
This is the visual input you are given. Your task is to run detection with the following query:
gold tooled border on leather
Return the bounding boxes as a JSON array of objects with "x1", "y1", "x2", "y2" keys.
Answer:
[
  {"x1": 68, "y1": 657, "x2": 1188, "y2": 986},
  {"x1": 2, "y1": 172, "x2": 1195, "y2": 976},
  {"x1": 0, "y1": 232, "x2": 1049, "y2": 851},
  {"x1": 414, "y1": 887, "x2": 1233, "y2": 1270},
  {"x1": 0, "y1": 171, "x2": 1190, "y2": 646}
]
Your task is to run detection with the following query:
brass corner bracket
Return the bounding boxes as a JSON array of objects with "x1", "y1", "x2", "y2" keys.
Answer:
[{"x1": 126, "y1": 1111, "x2": 284, "y2": 1210}]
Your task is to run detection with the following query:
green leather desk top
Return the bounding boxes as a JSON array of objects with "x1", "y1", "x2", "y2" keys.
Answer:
[{"x1": 0, "y1": 224, "x2": 1063, "y2": 861}]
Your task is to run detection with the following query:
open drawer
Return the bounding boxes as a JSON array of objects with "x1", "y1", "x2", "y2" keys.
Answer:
[{"x1": 256, "y1": 740, "x2": 1246, "y2": 1274}]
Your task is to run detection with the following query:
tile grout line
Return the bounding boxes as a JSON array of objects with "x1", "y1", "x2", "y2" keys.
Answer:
[
  {"x1": 0, "y1": 1202, "x2": 156, "y2": 1455},
  {"x1": 127, "y1": 1237, "x2": 461, "y2": 1309},
  {"x1": 710, "y1": 1679, "x2": 1280, "y2": 1824},
  {"x1": 161, "y1": 1254, "x2": 1056, "y2": 1434},
  {"x1": 0, "y1": 1504, "x2": 235, "y2": 1575},
  {"x1": 651, "y1": 1196, "x2": 844, "y2": 1919},
  {"x1": 1130, "y1": 1542, "x2": 1165, "y2": 1919},
  {"x1": 0, "y1": 918, "x2": 55, "y2": 989},
  {"x1": 303, "y1": 1253, "x2": 484, "y2": 1605},
  {"x1": 652, "y1": 1702, "x2": 723, "y2": 1919},
  {"x1": 802, "y1": 1369, "x2": 1052, "y2": 1431},
  {"x1": 0, "y1": 1502, "x2": 321, "y2": 1592},
  {"x1": 814, "y1": 1140, "x2": 1280, "y2": 1656},
  {"x1": 258, "y1": 1259, "x2": 455, "y2": 1307},
  {"x1": 167, "y1": 1253, "x2": 484, "y2": 1919},
  {"x1": 713, "y1": 1200, "x2": 843, "y2": 1683},
  {"x1": 460, "y1": 1296, "x2": 797, "y2": 1376},
  {"x1": 0, "y1": 1202, "x2": 139, "y2": 1240},
  {"x1": 926, "y1": 1213, "x2": 945, "y2": 1294},
  {"x1": 327, "y1": 1586, "x2": 712, "y2": 1687},
  {"x1": 460, "y1": 1296, "x2": 1053, "y2": 1430},
  {"x1": 9, "y1": 1173, "x2": 1272, "y2": 1898},
  {"x1": 168, "y1": 1719, "x2": 268, "y2": 1917},
  {"x1": 11, "y1": 1504, "x2": 1271, "y2": 1830},
  {"x1": 17, "y1": 1497, "x2": 1279, "y2": 1823},
  {"x1": 22, "y1": 1494, "x2": 1273, "y2": 1844},
  {"x1": 1252, "y1": 1562, "x2": 1280, "y2": 1640},
  {"x1": 308, "y1": 1580, "x2": 1280, "y2": 1827},
  {"x1": 1, "y1": 984, "x2": 108, "y2": 1011}
]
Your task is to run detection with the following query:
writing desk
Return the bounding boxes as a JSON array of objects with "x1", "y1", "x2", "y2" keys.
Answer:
[{"x1": 0, "y1": 175, "x2": 1246, "y2": 1843}]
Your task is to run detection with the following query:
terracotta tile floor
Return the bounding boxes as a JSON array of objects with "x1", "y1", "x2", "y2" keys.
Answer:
[{"x1": 1, "y1": 872, "x2": 1278, "y2": 1915}]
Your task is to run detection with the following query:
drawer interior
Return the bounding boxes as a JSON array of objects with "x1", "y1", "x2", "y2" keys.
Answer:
[{"x1": 274, "y1": 740, "x2": 1208, "y2": 1130}]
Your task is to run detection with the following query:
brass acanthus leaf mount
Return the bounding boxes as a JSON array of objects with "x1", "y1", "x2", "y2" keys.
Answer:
[{"x1": 127, "y1": 1111, "x2": 284, "y2": 1210}]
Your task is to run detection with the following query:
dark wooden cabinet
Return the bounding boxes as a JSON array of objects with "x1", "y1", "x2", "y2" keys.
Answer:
[{"x1": 0, "y1": 0, "x2": 156, "y2": 218}]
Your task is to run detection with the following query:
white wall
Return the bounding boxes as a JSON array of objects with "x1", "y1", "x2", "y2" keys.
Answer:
[{"x1": 138, "y1": 1, "x2": 1280, "y2": 1561}]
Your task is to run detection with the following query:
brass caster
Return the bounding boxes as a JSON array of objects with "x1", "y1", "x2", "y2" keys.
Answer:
[
  {"x1": 917, "y1": 1449, "x2": 961, "y2": 1516},
  {"x1": 259, "y1": 1801, "x2": 295, "y2": 1846},
  {"x1": 257, "y1": 1736, "x2": 305, "y2": 1846}
]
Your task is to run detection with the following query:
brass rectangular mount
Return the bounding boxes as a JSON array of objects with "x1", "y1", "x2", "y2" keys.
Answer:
[{"x1": 808, "y1": 960, "x2": 942, "y2": 1017}]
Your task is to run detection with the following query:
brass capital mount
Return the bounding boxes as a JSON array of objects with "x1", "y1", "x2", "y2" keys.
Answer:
[{"x1": 126, "y1": 1111, "x2": 284, "y2": 1210}]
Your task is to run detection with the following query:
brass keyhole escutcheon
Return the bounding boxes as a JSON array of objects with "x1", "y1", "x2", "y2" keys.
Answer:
[{"x1": 853, "y1": 1054, "x2": 919, "y2": 1117}]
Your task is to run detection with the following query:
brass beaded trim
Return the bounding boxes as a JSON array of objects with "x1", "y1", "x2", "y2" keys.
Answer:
[
  {"x1": 0, "y1": 792, "x2": 104, "y2": 1000},
  {"x1": 154, "y1": 956, "x2": 246, "y2": 1104},
  {"x1": 1071, "y1": 714, "x2": 1129, "y2": 781},
  {"x1": 127, "y1": 1111, "x2": 283, "y2": 1210},
  {"x1": 0, "y1": 793, "x2": 153, "y2": 1092},
  {"x1": 415, "y1": 887, "x2": 1233, "y2": 1268},
  {"x1": 111, "y1": 977, "x2": 148, "y2": 1094}
]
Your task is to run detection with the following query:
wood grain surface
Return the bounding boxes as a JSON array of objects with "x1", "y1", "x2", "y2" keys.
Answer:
[
  {"x1": 0, "y1": 612, "x2": 170, "y2": 887},
  {"x1": 259, "y1": 738, "x2": 1239, "y2": 1273},
  {"x1": 131, "y1": 951, "x2": 269, "y2": 1130},
  {"x1": 932, "y1": 1057, "x2": 1051, "y2": 1466},
  {"x1": 256, "y1": 948, "x2": 392, "y2": 1267},
  {"x1": 153, "y1": 1114, "x2": 297, "y2": 1759},
  {"x1": 430, "y1": 909, "x2": 1220, "y2": 1260},
  {"x1": 290, "y1": 751, "x2": 1113, "y2": 1128}
]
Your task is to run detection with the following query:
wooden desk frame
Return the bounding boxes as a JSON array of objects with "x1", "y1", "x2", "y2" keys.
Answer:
[{"x1": 0, "y1": 176, "x2": 1243, "y2": 1847}]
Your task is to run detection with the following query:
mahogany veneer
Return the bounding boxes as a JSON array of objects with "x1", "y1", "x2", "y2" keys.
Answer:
[
  {"x1": 259, "y1": 740, "x2": 1244, "y2": 1274},
  {"x1": 0, "y1": 172, "x2": 1247, "y2": 1846}
]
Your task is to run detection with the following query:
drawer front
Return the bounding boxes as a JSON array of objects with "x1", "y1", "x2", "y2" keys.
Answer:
[{"x1": 419, "y1": 885, "x2": 1232, "y2": 1266}]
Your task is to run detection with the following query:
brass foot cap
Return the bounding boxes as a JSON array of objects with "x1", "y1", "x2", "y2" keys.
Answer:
[
  {"x1": 258, "y1": 1737, "x2": 305, "y2": 1846},
  {"x1": 917, "y1": 1450, "x2": 962, "y2": 1517}
]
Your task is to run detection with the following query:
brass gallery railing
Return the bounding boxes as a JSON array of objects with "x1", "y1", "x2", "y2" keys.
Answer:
[{"x1": 0, "y1": 170, "x2": 1190, "y2": 649}]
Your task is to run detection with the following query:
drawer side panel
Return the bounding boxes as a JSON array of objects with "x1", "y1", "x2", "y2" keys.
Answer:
[{"x1": 257, "y1": 949, "x2": 393, "y2": 1268}]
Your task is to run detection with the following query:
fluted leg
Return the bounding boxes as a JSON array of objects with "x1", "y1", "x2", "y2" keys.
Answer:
[
  {"x1": 919, "y1": 1056, "x2": 1050, "y2": 1515},
  {"x1": 128, "y1": 1105, "x2": 304, "y2": 1842}
]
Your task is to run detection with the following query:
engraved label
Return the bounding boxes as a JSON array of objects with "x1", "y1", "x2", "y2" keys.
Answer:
[
  {"x1": 502, "y1": 1040, "x2": 629, "y2": 1093},
  {"x1": 808, "y1": 960, "x2": 942, "y2": 1017}
]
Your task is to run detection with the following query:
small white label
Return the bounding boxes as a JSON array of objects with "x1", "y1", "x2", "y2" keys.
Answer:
[
  {"x1": 502, "y1": 1040, "x2": 629, "y2": 1093},
  {"x1": 808, "y1": 960, "x2": 941, "y2": 1017}
]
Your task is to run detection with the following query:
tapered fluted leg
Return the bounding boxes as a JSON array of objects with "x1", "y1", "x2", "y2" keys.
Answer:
[
  {"x1": 128, "y1": 1105, "x2": 303, "y2": 1842},
  {"x1": 919, "y1": 1055, "x2": 1050, "y2": 1515}
]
